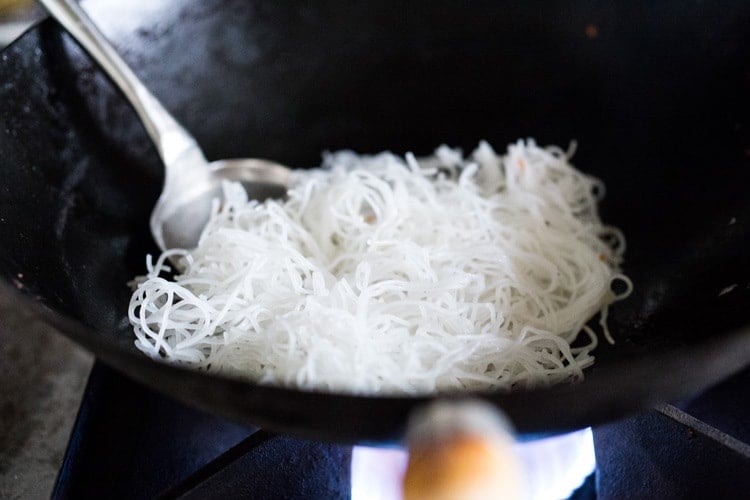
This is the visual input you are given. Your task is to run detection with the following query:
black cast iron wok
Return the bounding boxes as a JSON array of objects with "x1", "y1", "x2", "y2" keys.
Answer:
[{"x1": 1, "y1": 0, "x2": 749, "y2": 443}]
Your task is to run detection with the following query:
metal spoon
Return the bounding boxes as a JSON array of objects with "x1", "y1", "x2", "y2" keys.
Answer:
[{"x1": 39, "y1": 0, "x2": 290, "y2": 251}]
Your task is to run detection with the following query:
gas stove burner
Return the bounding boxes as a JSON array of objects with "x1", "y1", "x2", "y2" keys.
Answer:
[{"x1": 351, "y1": 428, "x2": 595, "y2": 500}]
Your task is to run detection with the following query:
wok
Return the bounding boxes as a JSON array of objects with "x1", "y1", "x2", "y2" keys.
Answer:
[{"x1": 1, "y1": 0, "x2": 749, "y2": 443}]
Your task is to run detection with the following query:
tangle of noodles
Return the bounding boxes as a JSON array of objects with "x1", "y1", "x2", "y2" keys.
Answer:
[{"x1": 128, "y1": 139, "x2": 633, "y2": 394}]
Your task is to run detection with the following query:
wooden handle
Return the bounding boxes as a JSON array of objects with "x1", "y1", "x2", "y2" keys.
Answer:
[{"x1": 403, "y1": 401, "x2": 523, "y2": 500}]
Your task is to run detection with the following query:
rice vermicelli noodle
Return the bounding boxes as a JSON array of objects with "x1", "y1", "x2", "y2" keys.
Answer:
[{"x1": 128, "y1": 139, "x2": 632, "y2": 394}]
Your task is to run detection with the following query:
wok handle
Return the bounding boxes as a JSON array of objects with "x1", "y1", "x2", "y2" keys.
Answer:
[
  {"x1": 37, "y1": 0, "x2": 205, "y2": 167},
  {"x1": 403, "y1": 401, "x2": 523, "y2": 499}
]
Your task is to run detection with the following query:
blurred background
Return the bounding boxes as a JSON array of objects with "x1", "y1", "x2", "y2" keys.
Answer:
[
  {"x1": 0, "y1": 291, "x2": 92, "y2": 498},
  {"x1": 0, "y1": 0, "x2": 41, "y2": 46}
]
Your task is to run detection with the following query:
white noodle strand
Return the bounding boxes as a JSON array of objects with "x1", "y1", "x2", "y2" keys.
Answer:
[{"x1": 128, "y1": 139, "x2": 632, "y2": 394}]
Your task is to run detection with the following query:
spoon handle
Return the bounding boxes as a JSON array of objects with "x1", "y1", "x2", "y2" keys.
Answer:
[{"x1": 38, "y1": 0, "x2": 206, "y2": 167}]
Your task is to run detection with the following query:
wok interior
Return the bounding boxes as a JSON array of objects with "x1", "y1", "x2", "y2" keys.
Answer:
[{"x1": 0, "y1": 1, "x2": 748, "y2": 438}]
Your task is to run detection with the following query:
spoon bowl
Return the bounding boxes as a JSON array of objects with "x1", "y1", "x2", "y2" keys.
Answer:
[{"x1": 151, "y1": 158, "x2": 290, "y2": 251}]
